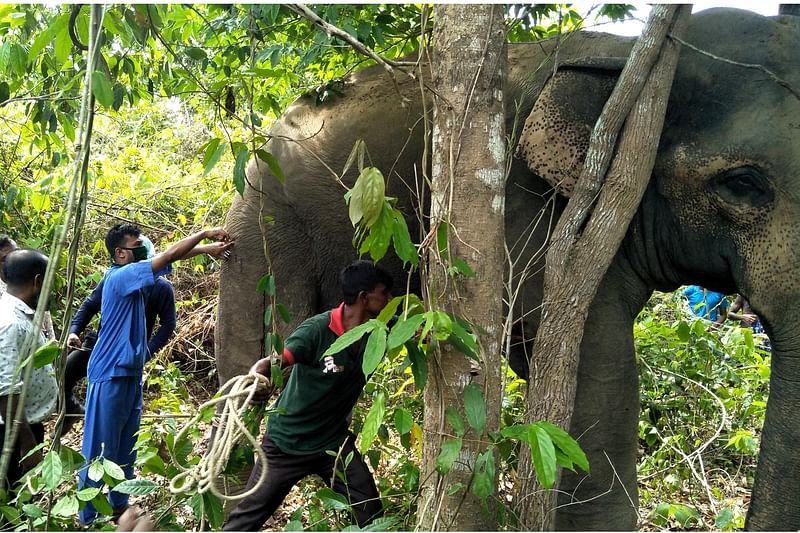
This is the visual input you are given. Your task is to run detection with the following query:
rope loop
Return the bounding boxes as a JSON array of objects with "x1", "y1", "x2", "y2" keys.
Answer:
[{"x1": 168, "y1": 372, "x2": 271, "y2": 500}]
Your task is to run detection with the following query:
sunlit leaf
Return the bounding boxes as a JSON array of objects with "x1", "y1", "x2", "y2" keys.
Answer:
[
  {"x1": 463, "y1": 383, "x2": 486, "y2": 435},
  {"x1": 436, "y1": 438, "x2": 462, "y2": 474},
  {"x1": 358, "y1": 392, "x2": 385, "y2": 455}
]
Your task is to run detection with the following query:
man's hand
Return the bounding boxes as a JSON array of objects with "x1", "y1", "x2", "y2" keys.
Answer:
[
  {"x1": 202, "y1": 241, "x2": 234, "y2": 258},
  {"x1": 740, "y1": 313, "x2": 758, "y2": 326},
  {"x1": 249, "y1": 358, "x2": 274, "y2": 403},
  {"x1": 116, "y1": 507, "x2": 155, "y2": 532},
  {"x1": 205, "y1": 227, "x2": 231, "y2": 242},
  {"x1": 67, "y1": 333, "x2": 82, "y2": 350}
]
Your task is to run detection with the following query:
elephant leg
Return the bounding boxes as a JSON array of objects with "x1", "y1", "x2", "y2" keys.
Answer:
[
  {"x1": 216, "y1": 172, "x2": 318, "y2": 386},
  {"x1": 554, "y1": 262, "x2": 651, "y2": 531}
]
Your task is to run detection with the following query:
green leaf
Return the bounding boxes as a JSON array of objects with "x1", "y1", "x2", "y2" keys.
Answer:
[
  {"x1": 362, "y1": 328, "x2": 387, "y2": 377},
  {"x1": 103, "y1": 458, "x2": 126, "y2": 481},
  {"x1": 33, "y1": 341, "x2": 59, "y2": 369},
  {"x1": 0, "y1": 81, "x2": 9, "y2": 105},
  {"x1": 387, "y1": 314, "x2": 425, "y2": 351},
  {"x1": 91, "y1": 492, "x2": 114, "y2": 516},
  {"x1": 91, "y1": 71, "x2": 114, "y2": 108},
  {"x1": 322, "y1": 320, "x2": 377, "y2": 357},
  {"x1": 674, "y1": 504, "x2": 701, "y2": 527},
  {"x1": 463, "y1": 383, "x2": 486, "y2": 435},
  {"x1": 348, "y1": 175, "x2": 365, "y2": 226},
  {"x1": 256, "y1": 274, "x2": 276, "y2": 296},
  {"x1": 316, "y1": 487, "x2": 350, "y2": 511},
  {"x1": 471, "y1": 448, "x2": 496, "y2": 500},
  {"x1": 76, "y1": 487, "x2": 101, "y2": 501},
  {"x1": 451, "y1": 256, "x2": 476, "y2": 278},
  {"x1": 394, "y1": 407, "x2": 412, "y2": 435},
  {"x1": 185, "y1": 47, "x2": 207, "y2": 60},
  {"x1": 21, "y1": 504, "x2": 42, "y2": 519},
  {"x1": 50, "y1": 494, "x2": 79, "y2": 517},
  {"x1": 529, "y1": 424, "x2": 557, "y2": 489},
  {"x1": 41, "y1": 451, "x2": 63, "y2": 491},
  {"x1": 358, "y1": 167, "x2": 385, "y2": 226},
  {"x1": 203, "y1": 492, "x2": 225, "y2": 529},
  {"x1": 448, "y1": 319, "x2": 480, "y2": 361},
  {"x1": 202, "y1": 138, "x2": 227, "y2": 175},
  {"x1": 54, "y1": 27, "x2": 71, "y2": 66},
  {"x1": 0, "y1": 505, "x2": 20, "y2": 523},
  {"x1": 537, "y1": 421, "x2": 589, "y2": 473},
  {"x1": 437, "y1": 222, "x2": 449, "y2": 255},
  {"x1": 112, "y1": 479, "x2": 159, "y2": 496},
  {"x1": 500, "y1": 424, "x2": 530, "y2": 441},
  {"x1": 676, "y1": 320, "x2": 691, "y2": 342},
  {"x1": 358, "y1": 392, "x2": 385, "y2": 455},
  {"x1": 233, "y1": 143, "x2": 250, "y2": 195},
  {"x1": 276, "y1": 303, "x2": 291, "y2": 324},
  {"x1": 376, "y1": 295, "x2": 403, "y2": 325},
  {"x1": 391, "y1": 210, "x2": 418, "y2": 267},
  {"x1": 715, "y1": 507, "x2": 734, "y2": 530},
  {"x1": 9, "y1": 43, "x2": 27, "y2": 77},
  {"x1": 88, "y1": 460, "x2": 104, "y2": 482},
  {"x1": 406, "y1": 341, "x2": 427, "y2": 390},
  {"x1": 364, "y1": 205, "x2": 393, "y2": 261},
  {"x1": 436, "y1": 438, "x2": 462, "y2": 474},
  {"x1": 263, "y1": 304, "x2": 273, "y2": 327},
  {"x1": 445, "y1": 406, "x2": 465, "y2": 437},
  {"x1": 255, "y1": 149, "x2": 286, "y2": 185}
]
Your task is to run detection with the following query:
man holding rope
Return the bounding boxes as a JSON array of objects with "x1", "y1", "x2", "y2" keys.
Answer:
[
  {"x1": 79, "y1": 224, "x2": 232, "y2": 525},
  {"x1": 223, "y1": 259, "x2": 392, "y2": 531}
]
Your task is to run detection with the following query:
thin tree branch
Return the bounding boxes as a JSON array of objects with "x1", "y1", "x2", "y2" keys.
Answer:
[{"x1": 670, "y1": 34, "x2": 800, "y2": 102}]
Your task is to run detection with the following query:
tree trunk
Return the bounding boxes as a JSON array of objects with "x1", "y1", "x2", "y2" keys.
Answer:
[
  {"x1": 417, "y1": 4, "x2": 506, "y2": 530},
  {"x1": 516, "y1": 5, "x2": 692, "y2": 529}
]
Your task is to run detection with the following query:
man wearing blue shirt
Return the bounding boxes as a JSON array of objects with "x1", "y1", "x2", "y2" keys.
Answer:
[
  {"x1": 682, "y1": 285, "x2": 729, "y2": 324},
  {"x1": 78, "y1": 224, "x2": 232, "y2": 524}
]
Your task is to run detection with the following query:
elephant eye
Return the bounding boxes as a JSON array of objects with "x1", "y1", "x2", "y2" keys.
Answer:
[{"x1": 709, "y1": 166, "x2": 773, "y2": 208}]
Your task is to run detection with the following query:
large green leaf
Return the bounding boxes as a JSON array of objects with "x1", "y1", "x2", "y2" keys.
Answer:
[
  {"x1": 391, "y1": 210, "x2": 418, "y2": 267},
  {"x1": 322, "y1": 320, "x2": 376, "y2": 357},
  {"x1": 387, "y1": 314, "x2": 425, "y2": 351},
  {"x1": 435, "y1": 438, "x2": 462, "y2": 475},
  {"x1": 76, "y1": 487, "x2": 101, "y2": 501},
  {"x1": 362, "y1": 328, "x2": 387, "y2": 377},
  {"x1": 91, "y1": 71, "x2": 114, "y2": 108},
  {"x1": 463, "y1": 383, "x2": 486, "y2": 436},
  {"x1": 358, "y1": 391, "x2": 385, "y2": 455},
  {"x1": 50, "y1": 494, "x2": 79, "y2": 517},
  {"x1": 359, "y1": 167, "x2": 385, "y2": 226},
  {"x1": 529, "y1": 424, "x2": 557, "y2": 489},
  {"x1": 202, "y1": 138, "x2": 226, "y2": 175},
  {"x1": 112, "y1": 479, "x2": 159, "y2": 496},
  {"x1": 406, "y1": 341, "x2": 427, "y2": 390},
  {"x1": 232, "y1": 143, "x2": 250, "y2": 195},
  {"x1": 87, "y1": 460, "x2": 104, "y2": 482},
  {"x1": 41, "y1": 450, "x2": 63, "y2": 491},
  {"x1": 255, "y1": 149, "x2": 286, "y2": 184},
  {"x1": 203, "y1": 492, "x2": 225, "y2": 529},
  {"x1": 471, "y1": 448, "x2": 496, "y2": 501},
  {"x1": 445, "y1": 406, "x2": 465, "y2": 437},
  {"x1": 393, "y1": 407, "x2": 412, "y2": 435},
  {"x1": 316, "y1": 487, "x2": 350, "y2": 511},
  {"x1": 537, "y1": 420, "x2": 589, "y2": 473},
  {"x1": 103, "y1": 458, "x2": 126, "y2": 481}
]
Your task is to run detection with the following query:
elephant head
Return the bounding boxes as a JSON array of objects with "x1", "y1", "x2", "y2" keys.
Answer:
[
  {"x1": 514, "y1": 8, "x2": 800, "y2": 529},
  {"x1": 217, "y1": 7, "x2": 800, "y2": 530}
]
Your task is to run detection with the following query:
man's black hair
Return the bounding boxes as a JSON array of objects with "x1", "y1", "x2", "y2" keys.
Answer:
[
  {"x1": 105, "y1": 223, "x2": 141, "y2": 258},
  {"x1": 340, "y1": 260, "x2": 393, "y2": 305},
  {"x1": 0, "y1": 234, "x2": 14, "y2": 250},
  {"x1": 3, "y1": 249, "x2": 48, "y2": 286}
]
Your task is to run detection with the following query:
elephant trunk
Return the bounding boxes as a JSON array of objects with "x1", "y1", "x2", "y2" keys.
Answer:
[{"x1": 745, "y1": 333, "x2": 800, "y2": 530}]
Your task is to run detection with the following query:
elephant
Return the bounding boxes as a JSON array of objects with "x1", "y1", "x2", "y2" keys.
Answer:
[{"x1": 216, "y1": 8, "x2": 800, "y2": 530}]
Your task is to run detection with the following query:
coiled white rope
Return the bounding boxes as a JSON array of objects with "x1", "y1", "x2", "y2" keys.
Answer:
[{"x1": 169, "y1": 372, "x2": 271, "y2": 500}]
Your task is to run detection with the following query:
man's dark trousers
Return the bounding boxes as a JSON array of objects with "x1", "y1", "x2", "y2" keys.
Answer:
[{"x1": 223, "y1": 432, "x2": 383, "y2": 531}]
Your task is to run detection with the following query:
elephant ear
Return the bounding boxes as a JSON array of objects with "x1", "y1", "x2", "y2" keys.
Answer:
[{"x1": 516, "y1": 58, "x2": 626, "y2": 197}]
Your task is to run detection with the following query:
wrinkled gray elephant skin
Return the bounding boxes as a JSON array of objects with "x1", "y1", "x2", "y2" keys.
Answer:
[{"x1": 217, "y1": 9, "x2": 800, "y2": 531}]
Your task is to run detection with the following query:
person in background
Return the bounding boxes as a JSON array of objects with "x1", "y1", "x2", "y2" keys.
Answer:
[
  {"x1": 0, "y1": 249, "x2": 58, "y2": 487},
  {"x1": 682, "y1": 285, "x2": 729, "y2": 326},
  {"x1": 79, "y1": 224, "x2": 232, "y2": 524},
  {"x1": 223, "y1": 260, "x2": 392, "y2": 531},
  {"x1": 0, "y1": 235, "x2": 55, "y2": 340}
]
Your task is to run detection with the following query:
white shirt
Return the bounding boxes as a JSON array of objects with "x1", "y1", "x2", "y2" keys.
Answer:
[{"x1": 0, "y1": 292, "x2": 58, "y2": 424}]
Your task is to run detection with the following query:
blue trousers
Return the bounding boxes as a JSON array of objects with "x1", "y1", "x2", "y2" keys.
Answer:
[{"x1": 79, "y1": 376, "x2": 142, "y2": 524}]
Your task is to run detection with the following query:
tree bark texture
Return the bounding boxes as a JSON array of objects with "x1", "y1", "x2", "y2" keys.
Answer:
[
  {"x1": 516, "y1": 5, "x2": 692, "y2": 529},
  {"x1": 417, "y1": 4, "x2": 506, "y2": 531}
]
